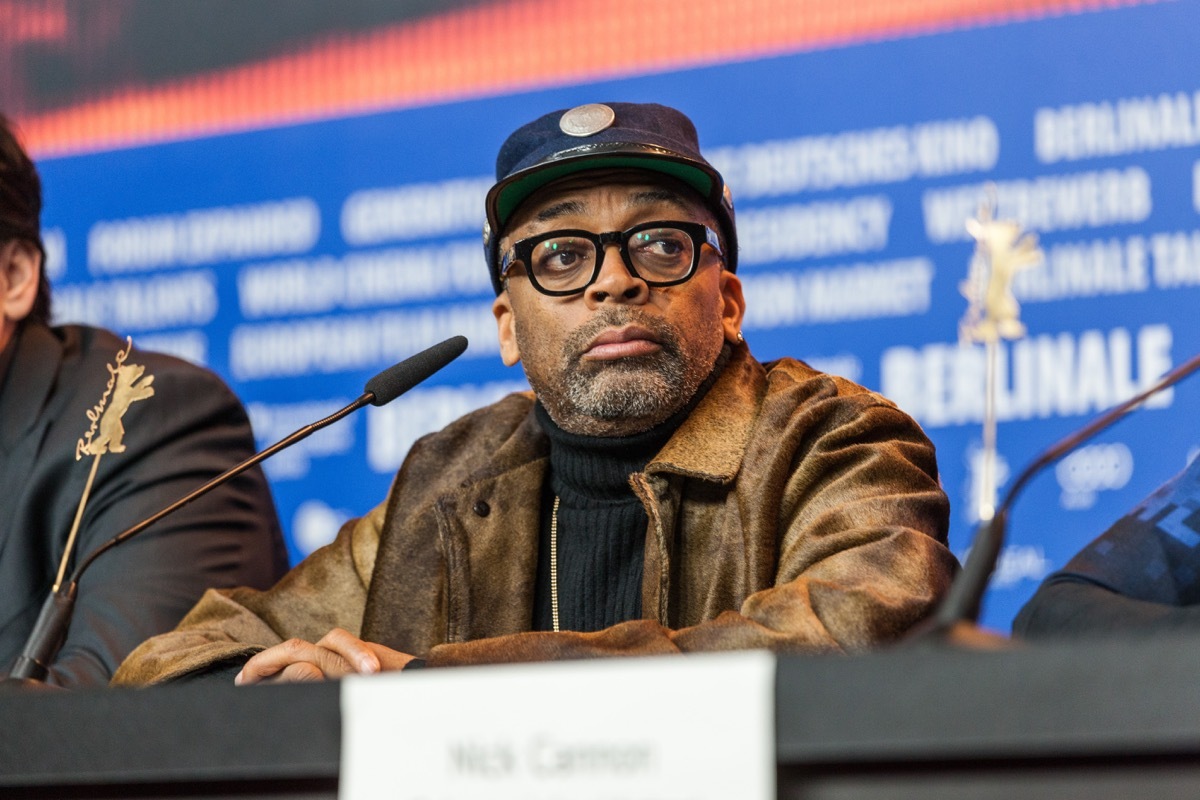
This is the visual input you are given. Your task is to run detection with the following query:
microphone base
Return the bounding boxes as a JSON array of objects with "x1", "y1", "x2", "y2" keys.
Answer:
[
  {"x1": 0, "y1": 676, "x2": 63, "y2": 691},
  {"x1": 8, "y1": 589, "x2": 78, "y2": 683},
  {"x1": 900, "y1": 619, "x2": 1018, "y2": 651}
]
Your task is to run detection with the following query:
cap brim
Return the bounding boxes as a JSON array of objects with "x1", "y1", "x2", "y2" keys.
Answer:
[{"x1": 487, "y1": 146, "x2": 721, "y2": 232}]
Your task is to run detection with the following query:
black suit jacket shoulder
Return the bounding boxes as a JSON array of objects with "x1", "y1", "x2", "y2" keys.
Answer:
[{"x1": 0, "y1": 322, "x2": 287, "y2": 687}]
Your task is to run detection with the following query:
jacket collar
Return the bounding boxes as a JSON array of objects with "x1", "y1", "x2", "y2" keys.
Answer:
[
  {"x1": 0, "y1": 322, "x2": 63, "y2": 450},
  {"x1": 647, "y1": 343, "x2": 764, "y2": 485},
  {"x1": 463, "y1": 393, "x2": 549, "y2": 484},
  {"x1": 459, "y1": 345, "x2": 766, "y2": 491}
]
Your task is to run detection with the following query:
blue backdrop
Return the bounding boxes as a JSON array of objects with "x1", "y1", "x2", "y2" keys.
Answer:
[{"x1": 38, "y1": 2, "x2": 1200, "y2": 630}]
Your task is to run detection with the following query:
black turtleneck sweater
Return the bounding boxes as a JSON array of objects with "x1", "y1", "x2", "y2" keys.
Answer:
[{"x1": 531, "y1": 346, "x2": 730, "y2": 632}]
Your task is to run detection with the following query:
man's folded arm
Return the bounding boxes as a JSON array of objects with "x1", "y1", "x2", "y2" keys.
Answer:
[
  {"x1": 112, "y1": 501, "x2": 386, "y2": 685},
  {"x1": 419, "y1": 524, "x2": 953, "y2": 666}
]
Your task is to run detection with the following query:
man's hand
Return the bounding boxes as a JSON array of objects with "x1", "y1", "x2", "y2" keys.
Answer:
[{"x1": 235, "y1": 627, "x2": 416, "y2": 685}]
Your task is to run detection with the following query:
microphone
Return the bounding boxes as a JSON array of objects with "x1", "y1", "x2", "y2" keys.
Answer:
[
  {"x1": 913, "y1": 347, "x2": 1200, "y2": 642},
  {"x1": 6, "y1": 335, "x2": 468, "y2": 683}
]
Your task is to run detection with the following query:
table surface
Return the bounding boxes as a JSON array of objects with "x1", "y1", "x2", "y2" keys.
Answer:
[{"x1": 5, "y1": 633, "x2": 1200, "y2": 799}]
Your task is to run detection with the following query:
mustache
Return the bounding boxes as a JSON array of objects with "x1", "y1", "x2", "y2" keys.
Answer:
[{"x1": 563, "y1": 308, "x2": 683, "y2": 365}]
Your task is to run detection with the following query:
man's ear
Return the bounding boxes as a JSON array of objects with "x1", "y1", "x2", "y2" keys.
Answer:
[
  {"x1": 492, "y1": 291, "x2": 522, "y2": 367},
  {"x1": 1, "y1": 239, "x2": 41, "y2": 324},
  {"x1": 719, "y1": 271, "x2": 746, "y2": 344}
]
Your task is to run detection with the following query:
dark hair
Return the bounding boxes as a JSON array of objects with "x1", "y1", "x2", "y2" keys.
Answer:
[{"x1": 0, "y1": 114, "x2": 50, "y2": 324}]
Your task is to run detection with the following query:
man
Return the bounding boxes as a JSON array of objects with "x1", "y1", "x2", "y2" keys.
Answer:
[
  {"x1": 0, "y1": 115, "x2": 288, "y2": 687},
  {"x1": 1014, "y1": 456, "x2": 1200, "y2": 637},
  {"x1": 115, "y1": 102, "x2": 956, "y2": 685}
]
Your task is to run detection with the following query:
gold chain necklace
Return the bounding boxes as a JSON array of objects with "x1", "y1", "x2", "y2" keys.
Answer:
[{"x1": 550, "y1": 495, "x2": 561, "y2": 632}]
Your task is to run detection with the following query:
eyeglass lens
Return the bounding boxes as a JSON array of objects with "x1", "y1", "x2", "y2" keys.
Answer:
[{"x1": 530, "y1": 226, "x2": 696, "y2": 293}]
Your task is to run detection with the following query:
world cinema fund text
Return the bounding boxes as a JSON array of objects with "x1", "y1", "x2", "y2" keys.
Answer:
[{"x1": 60, "y1": 183, "x2": 1200, "y2": 342}]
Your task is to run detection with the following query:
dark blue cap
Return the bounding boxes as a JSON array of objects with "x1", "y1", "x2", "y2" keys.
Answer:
[{"x1": 483, "y1": 102, "x2": 737, "y2": 294}]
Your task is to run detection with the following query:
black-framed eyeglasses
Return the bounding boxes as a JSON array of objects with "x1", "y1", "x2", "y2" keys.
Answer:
[{"x1": 498, "y1": 220, "x2": 723, "y2": 297}]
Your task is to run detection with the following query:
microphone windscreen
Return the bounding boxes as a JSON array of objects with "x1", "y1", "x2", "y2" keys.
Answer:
[{"x1": 365, "y1": 335, "x2": 468, "y2": 406}]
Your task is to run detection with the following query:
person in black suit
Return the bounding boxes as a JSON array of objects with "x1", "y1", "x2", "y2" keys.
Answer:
[
  {"x1": 1014, "y1": 455, "x2": 1200, "y2": 638},
  {"x1": 0, "y1": 114, "x2": 288, "y2": 687}
]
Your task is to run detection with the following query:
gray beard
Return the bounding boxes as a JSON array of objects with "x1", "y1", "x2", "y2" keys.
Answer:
[
  {"x1": 519, "y1": 308, "x2": 718, "y2": 436},
  {"x1": 565, "y1": 352, "x2": 682, "y2": 421}
]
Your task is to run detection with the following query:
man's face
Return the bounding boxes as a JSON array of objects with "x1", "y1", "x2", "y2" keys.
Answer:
[
  {"x1": 0, "y1": 238, "x2": 41, "y2": 352},
  {"x1": 492, "y1": 170, "x2": 745, "y2": 437}
]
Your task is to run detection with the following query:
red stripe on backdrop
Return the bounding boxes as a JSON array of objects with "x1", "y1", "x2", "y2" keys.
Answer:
[{"x1": 17, "y1": 0, "x2": 1158, "y2": 156}]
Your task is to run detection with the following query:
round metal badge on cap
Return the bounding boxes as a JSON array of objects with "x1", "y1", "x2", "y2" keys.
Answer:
[{"x1": 559, "y1": 103, "x2": 616, "y2": 137}]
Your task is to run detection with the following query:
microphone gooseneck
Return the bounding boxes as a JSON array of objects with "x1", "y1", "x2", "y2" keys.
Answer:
[
  {"x1": 923, "y1": 348, "x2": 1200, "y2": 637},
  {"x1": 6, "y1": 336, "x2": 468, "y2": 683}
]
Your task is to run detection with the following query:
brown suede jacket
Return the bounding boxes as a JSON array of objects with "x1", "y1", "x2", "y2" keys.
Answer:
[{"x1": 114, "y1": 345, "x2": 957, "y2": 685}]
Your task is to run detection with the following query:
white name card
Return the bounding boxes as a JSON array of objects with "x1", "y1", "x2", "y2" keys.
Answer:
[{"x1": 340, "y1": 650, "x2": 775, "y2": 800}]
